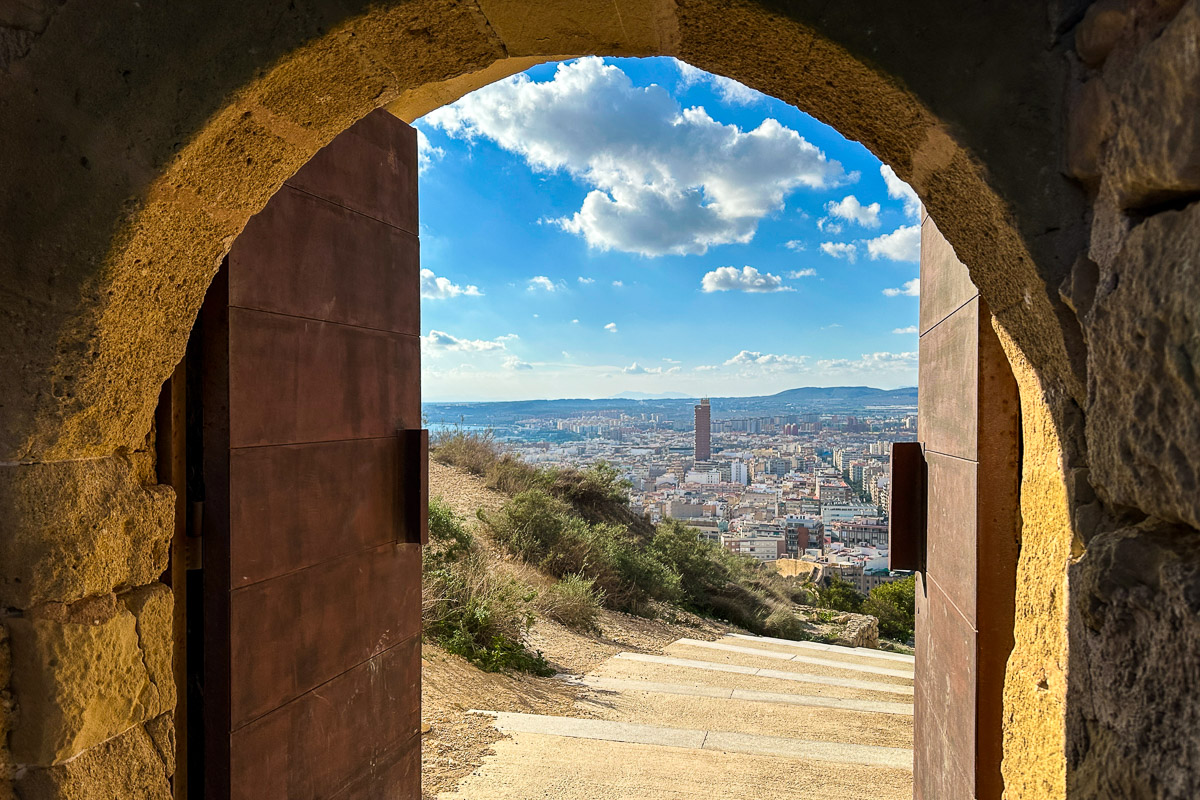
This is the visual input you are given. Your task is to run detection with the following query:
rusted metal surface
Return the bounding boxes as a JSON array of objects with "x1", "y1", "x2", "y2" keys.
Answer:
[
  {"x1": 398, "y1": 428, "x2": 429, "y2": 545},
  {"x1": 229, "y1": 542, "x2": 421, "y2": 729},
  {"x1": 285, "y1": 108, "x2": 419, "y2": 235},
  {"x1": 888, "y1": 441, "x2": 926, "y2": 572},
  {"x1": 226, "y1": 308, "x2": 420, "y2": 447},
  {"x1": 197, "y1": 112, "x2": 423, "y2": 798},
  {"x1": 229, "y1": 186, "x2": 419, "y2": 336},
  {"x1": 228, "y1": 437, "x2": 402, "y2": 587},
  {"x1": 916, "y1": 235, "x2": 1020, "y2": 800},
  {"x1": 914, "y1": 574, "x2": 976, "y2": 800},
  {"x1": 229, "y1": 635, "x2": 421, "y2": 800}
]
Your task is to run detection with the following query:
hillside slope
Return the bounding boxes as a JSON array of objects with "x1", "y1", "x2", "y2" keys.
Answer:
[{"x1": 421, "y1": 460, "x2": 734, "y2": 798}]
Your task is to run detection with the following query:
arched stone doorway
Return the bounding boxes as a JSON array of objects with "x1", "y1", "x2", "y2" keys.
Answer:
[{"x1": 3, "y1": 1, "x2": 1197, "y2": 798}]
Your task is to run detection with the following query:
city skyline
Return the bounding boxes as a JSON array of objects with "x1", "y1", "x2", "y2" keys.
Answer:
[{"x1": 416, "y1": 57, "x2": 922, "y2": 402}]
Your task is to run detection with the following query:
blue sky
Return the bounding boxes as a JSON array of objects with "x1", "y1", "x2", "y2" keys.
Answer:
[{"x1": 416, "y1": 57, "x2": 921, "y2": 402}]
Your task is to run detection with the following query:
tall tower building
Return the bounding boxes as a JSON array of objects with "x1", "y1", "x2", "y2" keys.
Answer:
[{"x1": 694, "y1": 397, "x2": 711, "y2": 462}]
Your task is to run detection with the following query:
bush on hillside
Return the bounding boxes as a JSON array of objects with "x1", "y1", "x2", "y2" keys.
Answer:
[
  {"x1": 423, "y1": 497, "x2": 551, "y2": 675},
  {"x1": 539, "y1": 573, "x2": 606, "y2": 631},
  {"x1": 862, "y1": 575, "x2": 917, "y2": 641},
  {"x1": 480, "y1": 489, "x2": 681, "y2": 613},
  {"x1": 430, "y1": 428, "x2": 501, "y2": 476},
  {"x1": 813, "y1": 575, "x2": 866, "y2": 613},
  {"x1": 763, "y1": 606, "x2": 806, "y2": 640}
]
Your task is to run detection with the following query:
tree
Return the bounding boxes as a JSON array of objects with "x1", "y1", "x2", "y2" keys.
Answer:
[
  {"x1": 863, "y1": 575, "x2": 916, "y2": 641},
  {"x1": 814, "y1": 575, "x2": 865, "y2": 613}
]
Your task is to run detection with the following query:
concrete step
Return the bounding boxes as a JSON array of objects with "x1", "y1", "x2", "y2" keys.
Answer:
[
  {"x1": 470, "y1": 711, "x2": 914, "y2": 770},
  {"x1": 435, "y1": 732, "x2": 913, "y2": 800},
  {"x1": 566, "y1": 676, "x2": 914, "y2": 747},
  {"x1": 559, "y1": 674, "x2": 914, "y2": 716},
  {"x1": 676, "y1": 638, "x2": 914, "y2": 679},
  {"x1": 725, "y1": 633, "x2": 916, "y2": 665},
  {"x1": 611, "y1": 652, "x2": 913, "y2": 698},
  {"x1": 593, "y1": 654, "x2": 911, "y2": 703},
  {"x1": 664, "y1": 642, "x2": 914, "y2": 688}
]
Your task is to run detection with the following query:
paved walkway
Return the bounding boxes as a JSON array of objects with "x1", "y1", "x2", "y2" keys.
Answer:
[{"x1": 438, "y1": 633, "x2": 914, "y2": 799}]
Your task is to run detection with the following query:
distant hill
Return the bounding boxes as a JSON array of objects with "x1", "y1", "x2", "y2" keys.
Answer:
[
  {"x1": 424, "y1": 385, "x2": 917, "y2": 428},
  {"x1": 766, "y1": 386, "x2": 918, "y2": 403}
]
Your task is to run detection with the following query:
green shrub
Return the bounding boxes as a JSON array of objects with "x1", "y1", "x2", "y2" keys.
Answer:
[
  {"x1": 426, "y1": 496, "x2": 474, "y2": 567},
  {"x1": 814, "y1": 575, "x2": 866, "y2": 613},
  {"x1": 549, "y1": 461, "x2": 630, "y2": 515},
  {"x1": 423, "y1": 497, "x2": 550, "y2": 675},
  {"x1": 763, "y1": 606, "x2": 807, "y2": 640},
  {"x1": 704, "y1": 589, "x2": 768, "y2": 631},
  {"x1": 430, "y1": 427, "x2": 501, "y2": 476},
  {"x1": 862, "y1": 575, "x2": 917, "y2": 641},
  {"x1": 480, "y1": 489, "x2": 679, "y2": 613},
  {"x1": 485, "y1": 454, "x2": 547, "y2": 496},
  {"x1": 649, "y1": 519, "x2": 732, "y2": 604},
  {"x1": 540, "y1": 574, "x2": 605, "y2": 630},
  {"x1": 423, "y1": 550, "x2": 551, "y2": 675}
]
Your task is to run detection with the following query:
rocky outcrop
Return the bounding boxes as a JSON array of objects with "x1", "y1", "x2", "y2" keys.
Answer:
[{"x1": 837, "y1": 614, "x2": 880, "y2": 650}]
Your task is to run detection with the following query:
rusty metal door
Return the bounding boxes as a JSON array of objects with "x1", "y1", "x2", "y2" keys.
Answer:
[
  {"x1": 911, "y1": 213, "x2": 1020, "y2": 799},
  {"x1": 194, "y1": 110, "x2": 426, "y2": 800}
]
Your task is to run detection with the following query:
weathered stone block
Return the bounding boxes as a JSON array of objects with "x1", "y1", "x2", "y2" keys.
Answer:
[
  {"x1": 1086, "y1": 201, "x2": 1200, "y2": 529},
  {"x1": 1066, "y1": 77, "x2": 1112, "y2": 183},
  {"x1": 1106, "y1": 0, "x2": 1200, "y2": 207},
  {"x1": 1068, "y1": 523, "x2": 1200, "y2": 799},
  {"x1": 0, "y1": 453, "x2": 173, "y2": 609},
  {"x1": 7, "y1": 585, "x2": 174, "y2": 765},
  {"x1": 1075, "y1": 0, "x2": 1129, "y2": 66},
  {"x1": 14, "y1": 719, "x2": 172, "y2": 800}
]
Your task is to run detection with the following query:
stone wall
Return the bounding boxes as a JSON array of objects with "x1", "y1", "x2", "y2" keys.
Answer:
[
  {"x1": 1061, "y1": 1, "x2": 1200, "y2": 796},
  {"x1": 0, "y1": 442, "x2": 175, "y2": 797}
]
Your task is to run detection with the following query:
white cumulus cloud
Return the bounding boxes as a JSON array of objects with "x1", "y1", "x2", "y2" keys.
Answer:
[
  {"x1": 724, "y1": 350, "x2": 808, "y2": 371},
  {"x1": 420, "y1": 268, "x2": 482, "y2": 300},
  {"x1": 788, "y1": 268, "x2": 817, "y2": 278},
  {"x1": 881, "y1": 164, "x2": 922, "y2": 221},
  {"x1": 820, "y1": 242, "x2": 858, "y2": 262},
  {"x1": 527, "y1": 275, "x2": 565, "y2": 292},
  {"x1": 624, "y1": 362, "x2": 666, "y2": 375},
  {"x1": 893, "y1": 325, "x2": 919, "y2": 334},
  {"x1": 883, "y1": 278, "x2": 921, "y2": 297},
  {"x1": 423, "y1": 330, "x2": 516, "y2": 353},
  {"x1": 425, "y1": 57, "x2": 846, "y2": 256},
  {"x1": 700, "y1": 266, "x2": 791, "y2": 293},
  {"x1": 825, "y1": 195, "x2": 881, "y2": 228},
  {"x1": 577, "y1": 276, "x2": 595, "y2": 284},
  {"x1": 416, "y1": 128, "x2": 444, "y2": 172},
  {"x1": 784, "y1": 240, "x2": 807, "y2": 252},
  {"x1": 816, "y1": 351, "x2": 918, "y2": 371},
  {"x1": 866, "y1": 224, "x2": 921, "y2": 262},
  {"x1": 503, "y1": 356, "x2": 533, "y2": 370},
  {"x1": 604, "y1": 322, "x2": 618, "y2": 333},
  {"x1": 674, "y1": 58, "x2": 764, "y2": 106}
]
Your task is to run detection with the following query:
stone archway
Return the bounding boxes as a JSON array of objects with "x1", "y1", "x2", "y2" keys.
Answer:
[{"x1": 4, "y1": 1, "x2": 1198, "y2": 798}]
